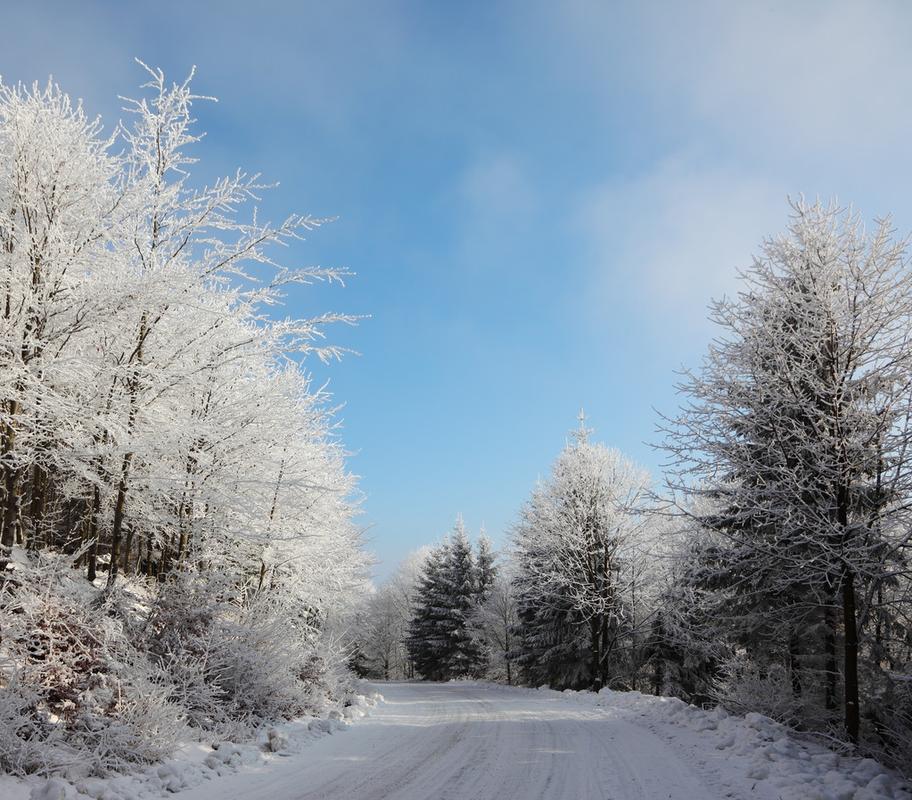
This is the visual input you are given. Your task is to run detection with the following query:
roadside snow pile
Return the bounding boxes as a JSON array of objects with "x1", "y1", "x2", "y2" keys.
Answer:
[
  {"x1": 591, "y1": 688, "x2": 910, "y2": 800},
  {"x1": 0, "y1": 688, "x2": 384, "y2": 800}
]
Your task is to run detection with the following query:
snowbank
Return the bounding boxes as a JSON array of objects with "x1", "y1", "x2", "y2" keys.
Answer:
[
  {"x1": 0, "y1": 688, "x2": 384, "y2": 800},
  {"x1": 541, "y1": 684, "x2": 910, "y2": 800}
]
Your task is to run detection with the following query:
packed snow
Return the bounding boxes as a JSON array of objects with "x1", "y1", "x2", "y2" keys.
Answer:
[{"x1": 5, "y1": 681, "x2": 906, "y2": 800}]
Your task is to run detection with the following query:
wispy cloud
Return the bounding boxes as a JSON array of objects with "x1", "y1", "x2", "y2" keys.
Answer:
[
  {"x1": 576, "y1": 155, "x2": 785, "y2": 334},
  {"x1": 554, "y1": 0, "x2": 912, "y2": 165}
]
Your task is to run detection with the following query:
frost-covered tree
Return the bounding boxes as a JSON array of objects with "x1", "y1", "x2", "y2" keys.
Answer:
[
  {"x1": 474, "y1": 567, "x2": 517, "y2": 684},
  {"x1": 354, "y1": 548, "x2": 430, "y2": 680},
  {"x1": 662, "y1": 201, "x2": 912, "y2": 746},
  {"x1": 512, "y1": 419, "x2": 651, "y2": 689},
  {"x1": 406, "y1": 540, "x2": 452, "y2": 680}
]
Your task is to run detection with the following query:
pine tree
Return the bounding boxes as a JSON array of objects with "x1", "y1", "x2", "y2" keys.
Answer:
[
  {"x1": 475, "y1": 529, "x2": 497, "y2": 604},
  {"x1": 446, "y1": 519, "x2": 484, "y2": 677},
  {"x1": 406, "y1": 541, "x2": 453, "y2": 681},
  {"x1": 406, "y1": 517, "x2": 487, "y2": 680}
]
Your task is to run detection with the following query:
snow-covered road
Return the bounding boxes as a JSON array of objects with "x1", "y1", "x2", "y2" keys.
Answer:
[{"x1": 179, "y1": 681, "x2": 722, "y2": 800}]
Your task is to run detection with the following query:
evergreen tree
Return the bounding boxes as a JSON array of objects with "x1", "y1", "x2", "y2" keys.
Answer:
[
  {"x1": 475, "y1": 529, "x2": 498, "y2": 604},
  {"x1": 406, "y1": 517, "x2": 488, "y2": 680},
  {"x1": 406, "y1": 541, "x2": 453, "y2": 681},
  {"x1": 513, "y1": 578, "x2": 592, "y2": 688},
  {"x1": 446, "y1": 519, "x2": 484, "y2": 676}
]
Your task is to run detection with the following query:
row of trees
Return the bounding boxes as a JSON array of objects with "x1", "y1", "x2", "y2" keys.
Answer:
[
  {"x1": 0, "y1": 68, "x2": 368, "y2": 776},
  {"x1": 356, "y1": 202, "x2": 911, "y2": 770}
]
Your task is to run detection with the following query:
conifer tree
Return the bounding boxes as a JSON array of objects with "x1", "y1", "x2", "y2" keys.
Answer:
[
  {"x1": 446, "y1": 519, "x2": 484, "y2": 676},
  {"x1": 406, "y1": 541, "x2": 452, "y2": 680},
  {"x1": 406, "y1": 517, "x2": 488, "y2": 680},
  {"x1": 475, "y1": 529, "x2": 497, "y2": 604},
  {"x1": 511, "y1": 417, "x2": 651, "y2": 689}
]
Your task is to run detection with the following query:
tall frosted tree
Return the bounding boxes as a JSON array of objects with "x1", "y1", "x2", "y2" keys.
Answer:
[
  {"x1": 406, "y1": 540, "x2": 453, "y2": 680},
  {"x1": 663, "y1": 201, "x2": 912, "y2": 744},
  {"x1": 512, "y1": 420, "x2": 651, "y2": 689}
]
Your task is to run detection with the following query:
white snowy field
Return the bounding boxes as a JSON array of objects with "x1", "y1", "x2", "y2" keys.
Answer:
[{"x1": 6, "y1": 681, "x2": 910, "y2": 800}]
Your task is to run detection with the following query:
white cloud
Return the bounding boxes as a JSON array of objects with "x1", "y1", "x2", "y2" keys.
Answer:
[
  {"x1": 676, "y1": 2, "x2": 912, "y2": 160},
  {"x1": 576, "y1": 155, "x2": 786, "y2": 329},
  {"x1": 553, "y1": 0, "x2": 912, "y2": 165}
]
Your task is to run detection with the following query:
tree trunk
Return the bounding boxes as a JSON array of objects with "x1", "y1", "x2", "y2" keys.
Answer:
[
  {"x1": 123, "y1": 525, "x2": 135, "y2": 576},
  {"x1": 788, "y1": 630, "x2": 802, "y2": 699},
  {"x1": 0, "y1": 411, "x2": 22, "y2": 569},
  {"x1": 842, "y1": 568, "x2": 860, "y2": 744},
  {"x1": 824, "y1": 605, "x2": 838, "y2": 713},
  {"x1": 86, "y1": 485, "x2": 101, "y2": 583},
  {"x1": 28, "y1": 462, "x2": 48, "y2": 552},
  {"x1": 107, "y1": 455, "x2": 132, "y2": 588},
  {"x1": 590, "y1": 617, "x2": 603, "y2": 690}
]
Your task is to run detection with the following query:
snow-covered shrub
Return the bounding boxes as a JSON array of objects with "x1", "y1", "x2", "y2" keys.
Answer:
[
  {"x1": 144, "y1": 571, "x2": 336, "y2": 735},
  {"x1": 299, "y1": 630, "x2": 362, "y2": 712},
  {"x1": 0, "y1": 553, "x2": 185, "y2": 776},
  {"x1": 865, "y1": 671, "x2": 912, "y2": 775},
  {"x1": 0, "y1": 676, "x2": 47, "y2": 774},
  {"x1": 712, "y1": 654, "x2": 804, "y2": 728},
  {"x1": 211, "y1": 594, "x2": 315, "y2": 723}
]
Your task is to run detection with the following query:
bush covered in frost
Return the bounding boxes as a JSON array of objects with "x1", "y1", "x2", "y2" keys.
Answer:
[{"x1": 0, "y1": 553, "x2": 184, "y2": 776}]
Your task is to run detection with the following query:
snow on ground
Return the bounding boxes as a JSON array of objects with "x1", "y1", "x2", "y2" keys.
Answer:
[{"x1": 2, "y1": 681, "x2": 908, "y2": 800}]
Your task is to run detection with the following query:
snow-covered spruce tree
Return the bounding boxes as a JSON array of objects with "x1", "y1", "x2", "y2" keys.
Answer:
[
  {"x1": 406, "y1": 518, "x2": 487, "y2": 680},
  {"x1": 406, "y1": 540, "x2": 453, "y2": 680},
  {"x1": 662, "y1": 201, "x2": 912, "y2": 748},
  {"x1": 474, "y1": 529, "x2": 497, "y2": 604},
  {"x1": 511, "y1": 419, "x2": 652, "y2": 690},
  {"x1": 0, "y1": 66, "x2": 368, "y2": 773},
  {"x1": 446, "y1": 521, "x2": 486, "y2": 676}
]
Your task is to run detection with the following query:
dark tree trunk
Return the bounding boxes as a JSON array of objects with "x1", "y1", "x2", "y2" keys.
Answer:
[
  {"x1": 842, "y1": 568, "x2": 860, "y2": 744},
  {"x1": 824, "y1": 605, "x2": 838, "y2": 713},
  {"x1": 788, "y1": 630, "x2": 802, "y2": 698},
  {"x1": 123, "y1": 526, "x2": 135, "y2": 576},
  {"x1": 590, "y1": 616, "x2": 603, "y2": 690},
  {"x1": 107, "y1": 455, "x2": 131, "y2": 588},
  {"x1": 86, "y1": 485, "x2": 101, "y2": 583},
  {"x1": 1, "y1": 429, "x2": 22, "y2": 568},
  {"x1": 28, "y1": 462, "x2": 48, "y2": 552}
]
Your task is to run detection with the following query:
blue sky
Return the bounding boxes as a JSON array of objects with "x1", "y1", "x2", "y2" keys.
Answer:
[{"x1": 6, "y1": 1, "x2": 912, "y2": 577}]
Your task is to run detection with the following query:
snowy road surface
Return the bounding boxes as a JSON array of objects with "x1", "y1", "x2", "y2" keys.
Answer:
[{"x1": 178, "y1": 681, "x2": 727, "y2": 800}]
